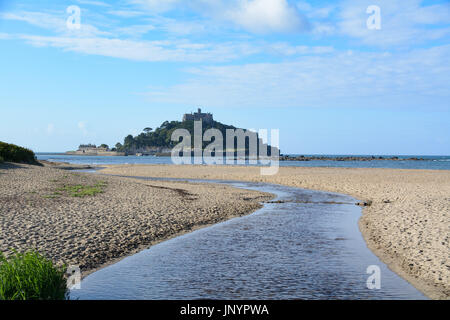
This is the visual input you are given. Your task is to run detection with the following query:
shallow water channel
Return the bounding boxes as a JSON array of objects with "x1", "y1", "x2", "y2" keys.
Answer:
[{"x1": 71, "y1": 177, "x2": 426, "y2": 300}]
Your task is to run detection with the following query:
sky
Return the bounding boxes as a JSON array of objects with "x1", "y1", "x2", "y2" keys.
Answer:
[{"x1": 0, "y1": 0, "x2": 449, "y2": 155}]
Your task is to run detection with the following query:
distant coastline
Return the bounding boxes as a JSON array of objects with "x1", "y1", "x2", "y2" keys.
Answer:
[
  {"x1": 280, "y1": 155, "x2": 428, "y2": 161},
  {"x1": 62, "y1": 151, "x2": 433, "y2": 161},
  {"x1": 65, "y1": 151, "x2": 126, "y2": 156},
  {"x1": 36, "y1": 153, "x2": 450, "y2": 170},
  {"x1": 65, "y1": 144, "x2": 125, "y2": 156},
  {"x1": 60, "y1": 152, "x2": 433, "y2": 161}
]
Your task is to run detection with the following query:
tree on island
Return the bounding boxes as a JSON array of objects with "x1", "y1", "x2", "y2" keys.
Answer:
[
  {"x1": 124, "y1": 135, "x2": 135, "y2": 149},
  {"x1": 79, "y1": 144, "x2": 96, "y2": 149},
  {"x1": 113, "y1": 119, "x2": 263, "y2": 154}
]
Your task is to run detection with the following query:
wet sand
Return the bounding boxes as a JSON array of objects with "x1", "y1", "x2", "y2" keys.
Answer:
[
  {"x1": 0, "y1": 162, "x2": 272, "y2": 277},
  {"x1": 99, "y1": 164, "x2": 450, "y2": 300}
]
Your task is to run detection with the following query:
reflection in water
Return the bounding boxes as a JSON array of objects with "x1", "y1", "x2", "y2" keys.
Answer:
[{"x1": 71, "y1": 181, "x2": 426, "y2": 300}]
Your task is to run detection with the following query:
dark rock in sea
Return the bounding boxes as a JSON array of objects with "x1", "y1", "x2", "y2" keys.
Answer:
[{"x1": 279, "y1": 155, "x2": 426, "y2": 162}]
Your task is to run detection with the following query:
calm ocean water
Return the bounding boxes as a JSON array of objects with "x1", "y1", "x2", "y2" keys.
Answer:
[{"x1": 37, "y1": 153, "x2": 450, "y2": 170}]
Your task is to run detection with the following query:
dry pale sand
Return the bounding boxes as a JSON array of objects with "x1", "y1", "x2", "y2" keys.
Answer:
[
  {"x1": 100, "y1": 164, "x2": 450, "y2": 300},
  {"x1": 0, "y1": 162, "x2": 272, "y2": 277}
]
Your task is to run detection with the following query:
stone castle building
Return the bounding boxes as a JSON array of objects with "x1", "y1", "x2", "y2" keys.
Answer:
[
  {"x1": 182, "y1": 108, "x2": 213, "y2": 123},
  {"x1": 66, "y1": 144, "x2": 125, "y2": 156},
  {"x1": 78, "y1": 144, "x2": 108, "y2": 153}
]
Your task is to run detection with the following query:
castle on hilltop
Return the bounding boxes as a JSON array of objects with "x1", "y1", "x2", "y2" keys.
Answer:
[
  {"x1": 66, "y1": 144, "x2": 125, "y2": 156},
  {"x1": 182, "y1": 108, "x2": 213, "y2": 123}
]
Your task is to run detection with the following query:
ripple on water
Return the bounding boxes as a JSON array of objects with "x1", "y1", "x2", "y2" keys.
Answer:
[{"x1": 71, "y1": 181, "x2": 427, "y2": 300}]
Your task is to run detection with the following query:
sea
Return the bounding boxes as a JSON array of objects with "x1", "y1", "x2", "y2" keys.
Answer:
[{"x1": 36, "y1": 153, "x2": 450, "y2": 170}]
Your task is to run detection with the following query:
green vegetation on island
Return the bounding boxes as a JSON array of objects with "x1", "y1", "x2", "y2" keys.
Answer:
[
  {"x1": 71, "y1": 110, "x2": 278, "y2": 156},
  {"x1": 114, "y1": 119, "x2": 278, "y2": 156},
  {"x1": 114, "y1": 119, "x2": 239, "y2": 153},
  {"x1": 0, "y1": 141, "x2": 39, "y2": 165},
  {"x1": 0, "y1": 251, "x2": 68, "y2": 300}
]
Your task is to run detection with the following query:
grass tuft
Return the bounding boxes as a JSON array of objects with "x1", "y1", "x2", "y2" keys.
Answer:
[
  {"x1": 0, "y1": 250, "x2": 68, "y2": 300},
  {"x1": 56, "y1": 181, "x2": 107, "y2": 198}
]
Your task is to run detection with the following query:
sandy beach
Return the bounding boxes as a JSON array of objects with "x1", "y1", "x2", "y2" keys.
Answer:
[
  {"x1": 0, "y1": 162, "x2": 272, "y2": 277},
  {"x1": 1, "y1": 161, "x2": 448, "y2": 299},
  {"x1": 99, "y1": 164, "x2": 450, "y2": 300}
]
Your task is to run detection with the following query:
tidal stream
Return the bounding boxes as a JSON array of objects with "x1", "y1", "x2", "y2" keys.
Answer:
[{"x1": 71, "y1": 178, "x2": 426, "y2": 300}]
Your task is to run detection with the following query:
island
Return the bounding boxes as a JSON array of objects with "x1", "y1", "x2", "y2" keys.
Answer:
[
  {"x1": 68, "y1": 109, "x2": 279, "y2": 157},
  {"x1": 66, "y1": 144, "x2": 125, "y2": 156}
]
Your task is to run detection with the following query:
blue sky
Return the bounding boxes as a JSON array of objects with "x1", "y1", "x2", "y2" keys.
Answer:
[{"x1": 0, "y1": 0, "x2": 449, "y2": 154}]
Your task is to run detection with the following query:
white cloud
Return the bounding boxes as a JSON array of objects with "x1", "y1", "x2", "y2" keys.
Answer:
[
  {"x1": 76, "y1": 0, "x2": 110, "y2": 7},
  {"x1": 107, "y1": 10, "x2": 145, "y2": 18},
  {"x1": 0, "y1": 11, "x2": 110, "y2": 37},
  {"x1": 128, "y1": 0, "x2": 180, "y2": 13},
  {"x1": 143, "y1": 45, "x2": 450, "y2": 109},
  {"x1": 130, "y1": 0, "x2": 310, "y2": 34},
  {"x1": 46, "y1": 124, "x2": 55, "y2": 135},
  {"x1": 145, "y1": 16, "x2": 210, "y2": 35},
  {"x1": 268, "y1": 43, "x2": 334, "y2": 55},
  {"x1": 297, "y1": 2, "x2": 335, "y2": 19},
  {"x1": 2, "y1": 8, "x2": 308, "y2": 62},
  {"x1": 224, "y1": 0, "x2": 309, "y2": 33},
  {"x1": 114, "y1": 24, "x2": 156, "y2": 37},
  {"x1": 338, "y1": 0, "x2": 450, "y2": 46},
  {"x1": 18, "y1": 34, "x2": 263, "y2": 62},
  {"x1": 13, "y1": 29, "x2": 331, "y2": 62},
  {"x1": 1, "y1": 11, "x2": 64, "y2": 30},
  {"x1": 78, "y1": 121, "x2": 89, "y2": 136},
  {"x1": 125, "y1": 0, "x2": 450, "y2": 40},
  {"x1": 295, "y1": 1, "x2": 337, "y2": 35}
]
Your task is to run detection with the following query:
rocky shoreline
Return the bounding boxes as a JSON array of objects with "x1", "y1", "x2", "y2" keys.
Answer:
[{"x1": 280, "y1": 155, "x2": 426, "y2": 161}]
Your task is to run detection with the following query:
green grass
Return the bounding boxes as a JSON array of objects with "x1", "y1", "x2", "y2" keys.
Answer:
[
  {"x1": 0, "y1": 251, "x2": 68, "y2": 300},
  {"x1": 43, "y1": 180, "x2": 107, "y2": 199},
  {"x1": 0, "y1": 155, "x2": 4, "y2": 163},
  {"x1": 0, "y1": 141, "x2": 39, "y2": 165},
  {"x1": 42, "y1": 194, "x2": 61, "y2": 199},
  {"x1": 56, "y1": 181, "x2": 107, "y2": 198}
]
